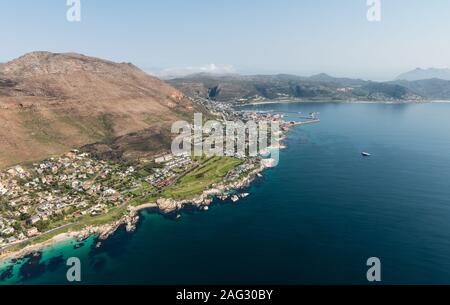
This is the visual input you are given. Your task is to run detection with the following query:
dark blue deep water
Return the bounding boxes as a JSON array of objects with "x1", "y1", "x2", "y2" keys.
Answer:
[{"x1": 2, "y1": 102, "x2": 450, "y2": 285}]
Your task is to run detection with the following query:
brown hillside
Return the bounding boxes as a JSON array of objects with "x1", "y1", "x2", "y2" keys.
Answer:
[{"x1": 0, "y1": 52, "x2": 197, "y2": 168}]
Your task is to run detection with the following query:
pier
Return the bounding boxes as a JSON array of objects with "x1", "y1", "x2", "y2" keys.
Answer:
[
  {"x1": 281, "y1": 111, "x2": 321, "y2": 126},
  {"x1": 291, "y1": 119, "x2": 321, "y2": 126},
  {"x1": 294, "y1": 119, "x2": 320, "y2": 126}
]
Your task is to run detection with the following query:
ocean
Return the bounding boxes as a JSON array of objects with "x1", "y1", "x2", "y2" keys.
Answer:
[{"x1": 2, "y1": 102, "x2": 450, "y2": 285}]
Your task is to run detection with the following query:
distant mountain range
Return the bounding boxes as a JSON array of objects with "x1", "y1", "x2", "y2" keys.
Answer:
[
  {"x1": 396, "y1": 68, "x2": 450, "y2": 81},
  {"x1": 168, "y1": 72, "x2": 450, "y2": 103},
  {"x1": 2, "y1": 52, "x2": 450, "y2": 167},
  {"x1": 0, "y1": 52, "x2": 200, "y2": 168}
]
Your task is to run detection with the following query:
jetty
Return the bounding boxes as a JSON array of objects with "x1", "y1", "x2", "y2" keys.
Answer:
[
  {"x1": 291, "y1": 118, "x2": 321, "y2": 126},
  {"x1": 279, "y1": 111, "x2": 321, "y2": 126}
]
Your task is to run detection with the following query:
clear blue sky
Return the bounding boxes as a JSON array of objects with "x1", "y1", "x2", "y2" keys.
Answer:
[{"x1": 1, "y1": 0, "x2": 449, "y2": 80}]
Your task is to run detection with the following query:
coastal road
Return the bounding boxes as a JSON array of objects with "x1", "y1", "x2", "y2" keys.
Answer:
[{"x1": 0, "y1": 222, "x2": 75, "y2": 253}]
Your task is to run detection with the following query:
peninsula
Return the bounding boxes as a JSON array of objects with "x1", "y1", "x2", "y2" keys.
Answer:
[{"x1": 0, "y1": 52, "x2": 317, "y2": 261}]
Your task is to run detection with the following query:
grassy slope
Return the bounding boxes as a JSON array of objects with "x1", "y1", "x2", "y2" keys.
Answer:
[{"x1": 162, "y1": 156, "x2": 242, "y2": 200}]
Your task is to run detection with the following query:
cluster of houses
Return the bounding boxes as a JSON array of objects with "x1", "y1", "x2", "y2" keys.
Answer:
[
  {"x1": 146, "y1": 155, "x2": 194, "y2": 190},
  {"x1": 0, "y1": 151, "x2": 143, "y2": 247},
  {"x1": 0, "y1": 149, "x2": 203, "y2": 248},
  {"x1": 187, "y1": 96, "x2": 235, "y2": 119},
  {"x1": 225, "y1": 162, "x2": 257, "y2": 182},
  {"x1": 0, "y1": 217, "x2": 20, "y2": 246}
]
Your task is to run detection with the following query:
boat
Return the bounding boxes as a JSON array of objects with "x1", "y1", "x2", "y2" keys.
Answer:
[
  {"x1": 203, "y1": 206, "x2": 209, "y2": 211},
  {"x1": 231, "y1": 195, "x2": 239, "y2": 202},
  {"x1": 73, "y1": 243, "x2": 84, "y2": 249},
  {"x1": 361, "y1": 152, "x2": 371, "y2": 157},
  {"x1": 240, "y1": 193, "x2": 249, "y2": 198}
]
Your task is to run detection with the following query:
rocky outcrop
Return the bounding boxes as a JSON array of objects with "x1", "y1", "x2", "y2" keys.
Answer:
[
  {"x1": 156, "y1": 198, "x2": 181, "y2": 214},
  {"x1": 145, "y1": 163, "x2": 265, "y2": 215}
]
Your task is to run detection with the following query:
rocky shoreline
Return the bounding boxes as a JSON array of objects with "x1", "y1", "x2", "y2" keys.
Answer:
[
  {"x1": 0, "y1": 161, "x2": 267, "y2": 264},
  {"x1": 137, "y1": 163, "x2": 266, "y2": 215},
  {"x1": 0, "y1": 212, "x2": 140, "y2": 263}
]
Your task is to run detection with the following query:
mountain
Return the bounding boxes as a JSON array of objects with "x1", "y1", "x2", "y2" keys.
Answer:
[
  {"x1": 0, "y1": 52, "x2": 199, "y2": 168},
  {"x1": 396, "y1": 68, "x2": 450, "y2": 81},
  {"x1": 391, "y1": 78, "x2": 450, "y2": 100},
  {"x1": 156, "y1": 64, "x2": 237, "y2": 80},
  {"x1": 168, "y1": 73, "x2": 422, "y2": 102},
  {"x1": 307, "y1": 73, "x2": 366, "y2": 87}
]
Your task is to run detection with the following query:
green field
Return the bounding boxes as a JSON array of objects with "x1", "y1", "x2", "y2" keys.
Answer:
[{"x1": 162, "y1": 156, "x2": 242, "y2": 200}]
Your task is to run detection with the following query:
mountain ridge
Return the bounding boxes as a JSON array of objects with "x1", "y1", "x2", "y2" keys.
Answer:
[
  {"x1": 396, "y1": 67, "x2": 450, "y2": 81},
  {"x1": 0, "y1": 51, "x2": 198, "y2": 168},
  {"x1": 168, "y1": 73, "x2": 427, "y2": 102}
]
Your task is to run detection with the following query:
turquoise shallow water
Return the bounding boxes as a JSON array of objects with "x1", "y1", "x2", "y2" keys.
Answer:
[{"x1": 2, "y1": 102, "x2": 450, "y2": 284}]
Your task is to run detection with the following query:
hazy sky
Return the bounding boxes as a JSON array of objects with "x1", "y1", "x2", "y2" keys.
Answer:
[{"x1": 1, "y1": 0, "x2": 449, "y2": 80}]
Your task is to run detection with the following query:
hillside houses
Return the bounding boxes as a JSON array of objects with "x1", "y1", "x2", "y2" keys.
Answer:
[
  {"x1": 0, "y1": 151, "x2": 135, "y2": 246},
  {"x1": 146, "y1": 155, "x2": 195, "y2": 189},
  {"x1": 0, "y1": 149, "x2": 200, "y2": 249}
]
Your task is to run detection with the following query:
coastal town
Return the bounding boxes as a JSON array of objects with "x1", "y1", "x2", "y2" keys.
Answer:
[{"x1": 0, "y1": 100, "x2": 318, "y2": 257}]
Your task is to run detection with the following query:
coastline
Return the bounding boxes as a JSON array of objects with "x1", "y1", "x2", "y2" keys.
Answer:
[
  {"x1": 237, "y1": 98, "x2": 446, "y2": 106},
  {"x1": 0, "y1": 232, "x2": 75, "y2": 263},
  {"x1": 0, "y1": 212, "x2": 138, "y2": 263},
  {"x1": 0, "y1": 101, "x2": 291, "y2": 267},
  {"x1": 0, "y1": 160, "x2": 269, "y2": 265},
  {"x1": 2, "y1": 102, "x2": 449, "y2": 284}
]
